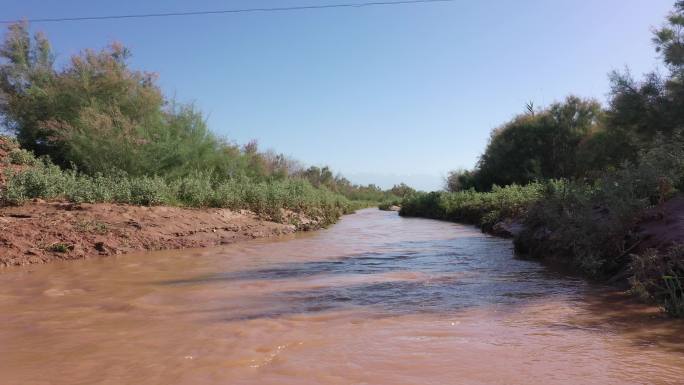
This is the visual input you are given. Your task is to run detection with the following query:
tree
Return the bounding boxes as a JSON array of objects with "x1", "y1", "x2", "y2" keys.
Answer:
[
  {"x1": 389, "y1": 183, "x2": 415, "y2": 197},
  {"x1": 474, "y1": 96, "x2": 602, "y2": 189},
  {"x1": 444, "y1": 169, "x2": 476, "y2": 192},
  {"x1": 0, "y1": 22, "x2": 237, "y2": 178},
  {"x1": 0, "y1": 22, "x2": 56, "y2": 153},
  {"x1": 593, "y1": 2, "x2": 684, "y2": 172},
  {"x1": 653, "y1": 1, "x2": 684, "y2": 71}
]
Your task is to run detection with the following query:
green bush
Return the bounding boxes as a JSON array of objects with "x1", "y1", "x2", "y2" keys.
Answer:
[
  {"x1": 515, "y1": 132, "x2": 684, "y2": 276},
  {"x1": 8, "y1": 148, "x2": 38, "y2": 165},
  {"x1": 128, "y1": 176, "x2": 170, "y2": 206},
  {"x1": 378, "y1": 199, "x2": 401, "y2": 211},
  {"x1": 174, "y1": 172, "x2": 215, "y2": 207},
  {"x1": 46, "y1": 242, "x2": 71, "y2": 253},
  {"x1": 1, "y1": 161, "x2": 66, "y2": 204},
  {"x1": 0, "y1": 136, "x2": 18, "y2": 151},
  {"x1": 212, "y1": 180, "x2": 246, "y2": 210},
  {"x1": 514, "y1": 180, "x2": 642, "y2": 275},
  {"x1": 400, "y1": 183, "x2": 544, "y2": 230},
  {"x1": 0, "y1": 157, "x2": 361, "y2": 225},
  {"x1": 631, "y1": 246, "x2": 684, "y2": 317}
]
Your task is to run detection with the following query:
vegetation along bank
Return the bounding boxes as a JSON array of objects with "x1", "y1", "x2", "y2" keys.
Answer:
[
  {"x1": 0, "y1": 24, "x2": 402, "y2": 265},
  {"x1": 400, "y1": 2, "x2": 684, "y2": 317}
]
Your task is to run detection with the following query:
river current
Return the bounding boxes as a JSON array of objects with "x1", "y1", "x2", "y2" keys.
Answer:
[{"x1": 1, "y1": 208, "x2": 683, "y2": 384}]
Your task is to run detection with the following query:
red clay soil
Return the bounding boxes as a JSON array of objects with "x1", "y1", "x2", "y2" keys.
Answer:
[
  {"x1": 0, "y1": 136, "x2": 326, "y2": 267},
  {"x1": 636, "y1": 195, "x2": 684, "y2": 252},
  {"x1": 0, "y1": 202, "x2": 321, "y2": 267}
]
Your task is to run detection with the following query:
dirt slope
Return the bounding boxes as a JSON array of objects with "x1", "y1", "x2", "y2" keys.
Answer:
[
  {"x1": 0, "y1": 202, "x2": 319, "y2": 267},
  {"x1": 636, "y1": 195, "x2": 684, "y2": 251},
  {"x1": 0, "y1": 136, "x2": 327, "y2": 267}
]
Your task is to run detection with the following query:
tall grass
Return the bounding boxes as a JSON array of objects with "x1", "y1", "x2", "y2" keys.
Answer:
[
  {"x1": 400, "y1": 183, "x2": 544, "y2": 230},
  {"x1": 631, "y1": 246, "x2": 684, "y2": 317},
  {"x1": 1, "y1": 157, "x2": 360, "y2": 226},
  {"x1": 378, "y1": 199, "x2": 402, "y2": 211}
]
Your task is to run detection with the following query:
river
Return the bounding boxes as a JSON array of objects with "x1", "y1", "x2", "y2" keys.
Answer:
[{"x1": 1, "y1": 208, "x2": 683, "y2": 384}]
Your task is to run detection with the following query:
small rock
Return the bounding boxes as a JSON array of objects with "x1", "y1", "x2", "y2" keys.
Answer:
[
  {"x1": 25, "y1": 248, "x2": 40, "y2": 255},
  {"x1": 94, "y1": 242, "x2": 106, "y2": 252}
]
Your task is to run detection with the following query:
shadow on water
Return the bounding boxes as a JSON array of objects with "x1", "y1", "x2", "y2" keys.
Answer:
[
  {"x1": 158, "y1": 238, "x2": 576, "y2": 286},
  {"x1": 162, "y1": 277, "x2": 582, "y2": 324},
  {"x1": 571, "y1": 290, "x2": 684, "y2": 354},
  {"x1": 157, "y1": 237, "x2": 588, "y2": 322},
  {"x1": 147, "y1": 211, "x2": 684, "y2": 354},
  {"x1": 159, "y1": 251, "x2": 413, "y2": 284}
]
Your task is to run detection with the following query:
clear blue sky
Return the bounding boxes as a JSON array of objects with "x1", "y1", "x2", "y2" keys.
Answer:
[{"x1": 2, "y1": 0, "x2": 675, "y2": 190}]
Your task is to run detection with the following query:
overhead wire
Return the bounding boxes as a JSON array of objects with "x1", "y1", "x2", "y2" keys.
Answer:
[{"x1": 0, "y1": 0, "x2": 457, "y2": 24}]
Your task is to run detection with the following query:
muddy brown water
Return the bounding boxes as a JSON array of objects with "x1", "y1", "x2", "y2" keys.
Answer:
[{"x1": 1, "y1": 209, "x2": 683, "y2": 385}]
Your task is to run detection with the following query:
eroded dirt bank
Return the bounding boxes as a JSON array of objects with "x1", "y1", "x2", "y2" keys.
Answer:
[
  {"x1": 635, "y1": 196, "x2": 684, "y2": 252},
  {"x1": 0, "y1": 202, "x2": 321, "y2": 267},
  {"x1": 491, "y1": 196, "x2": 684, "y2": 256}
]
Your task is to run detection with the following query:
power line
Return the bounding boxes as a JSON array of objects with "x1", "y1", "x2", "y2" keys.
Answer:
[{"x1": 0, "y1": 0, "x2": 457, "y2": 24}]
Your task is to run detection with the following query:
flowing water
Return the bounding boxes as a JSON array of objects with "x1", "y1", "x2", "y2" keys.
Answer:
[{"x1": 1, "y1": 209, "x2": 683, "y2": 385}]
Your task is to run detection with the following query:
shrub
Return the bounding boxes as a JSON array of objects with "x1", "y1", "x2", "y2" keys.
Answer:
[
  {"x1": 0, "y1": 155, "x2": 361, "y2": 225},
  {"x1": 515, "y1": 180, "x2": 644, "y2": 276},
  {"x1": 631, "y1": 245, "x2": 684, "y2": 317},
  {"x1": 378, "y1": 199, "x2": 401, "y2": 211},
  {"x1": 128, "y1": 176, "x2": 169, "y2": 206},
  {"x1": 174, "y1": 172, "x2": 215, "y2": 207},
  {"x1": 515, "y1": 131, "x2": 684, "y2": 276},
  {"x1": 400, "y1": 183, "x2": 544, "y2": 230},
  {"x1": 46, "y1": 242, "x2": 71, "y2": 253},
  {"x1": 66, "y1": 176, "x2": 98, "y2": 204},
  {"x1": 1, "y1": 161, "x2": 67, "y2": 204},
  {"x1": 0, "y1": 136, "x2": 18, "y2": 151},
  {"x1": 75, "y1": 220, "x2": 108, "y2": 234},
  {"x1": 8, "y1": 148, "x2": 38, "y2": 165},
  {"x1": 212, "y1": 180, "x2": 245, "y2": 210}
]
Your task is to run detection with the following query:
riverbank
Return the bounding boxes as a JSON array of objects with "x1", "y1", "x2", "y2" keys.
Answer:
[
  {"x1": 0, "y1": 135, "x2": 364, "y2": 267},
  {"x1": 0, "y1": 201, "x2": 325, "y2": 267},
  {"x1": 399, "y1": 186, "x2": 684, "y2": 316}
]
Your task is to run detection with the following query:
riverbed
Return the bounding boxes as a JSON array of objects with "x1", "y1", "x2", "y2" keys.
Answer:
[{"x1": 1, "y1": 208, "x2": 683, "y2": 384}]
